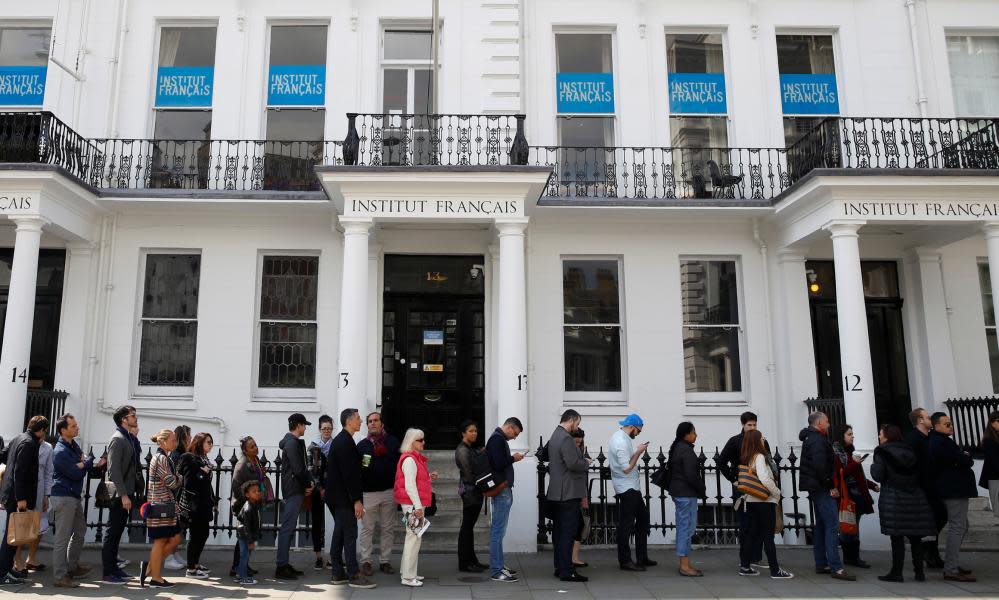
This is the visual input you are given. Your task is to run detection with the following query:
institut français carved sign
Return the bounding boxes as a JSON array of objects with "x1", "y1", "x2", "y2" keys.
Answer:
[
  {"x1": 842, "y1": 200, "x2": 999, "y2": 220},
  {"x1": 345, "y1": 198, "x2": 522, "y2": 218},
  {"x1": 0, "y1": 191, "x2": 39, "y2": 215}
]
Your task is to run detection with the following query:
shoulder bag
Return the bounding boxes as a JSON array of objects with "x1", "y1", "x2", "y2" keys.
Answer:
[
  {"x1": 472, "y1": 451, "x2": 508, "y2": 498},
  {"x1": 737, "y1": 464, "x2": 771, "y2": 500}
]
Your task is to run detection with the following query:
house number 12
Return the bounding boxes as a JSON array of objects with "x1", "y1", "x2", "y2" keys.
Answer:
[{"x1": 844, "y1": 374, "x2": 863, "y2": 391}]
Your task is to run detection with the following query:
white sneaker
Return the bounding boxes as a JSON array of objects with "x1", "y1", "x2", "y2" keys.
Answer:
[
  {"x1": 401, "y1": 578, "x2": 423, "y2": 587},
  {"x1": 164, "y1": 554, "x2": 186, "y2": 570}
]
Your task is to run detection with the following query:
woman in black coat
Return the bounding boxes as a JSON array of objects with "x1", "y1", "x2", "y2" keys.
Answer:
[
  {"x1": 870, "y1": 424, "x2": 935, "y2": 583},
  {"x1": 980, "y1": 411, "x2": 999, "y2": 518},
  {"x1": 175, "y1": 432, "x2": 219, "y2": 579},
  {"x1": 668, "y1": 422, "x2": 705, "y2": 577}
]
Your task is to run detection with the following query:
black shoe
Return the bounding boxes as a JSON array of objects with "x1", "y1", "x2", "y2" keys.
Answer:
[
  {"x1": 149, "y1": 579, "x2": 174, "y2": 588},
  {"x1": 8, "y1": 568, "x2": 27, "y2": 579},
  {"x1": 459, "y1": 564, "x2": 486, "y2": 573},
  {"x1": 925, "y1": 556, "x2": 945, "y2": 569},
  {"x1": 914, "y1": 571, "x2": 925, "y2": 582},
  {"x1": 639, "y1": 558, "x2": 658, "y2": 567},
  {"x1": 290, "y1": 566, "x2": 305, "y2": 576},
  {"x1": 815, "y1": 566, "x2": 832, "y2": 574},
  {"x1": 331, "y1": 572, "x2": 349, "y2": 585},
  {"x1": 275, "y1": 565, "x2": 298, "y2": 580},
  {"x1": 878, "y1": 573, "x2": 903, "y2": 583},
  {"x1": 560, "y1": 572, "x2": 588, "y2": 582},
  {"x1": 620, "y1": 562, "x2": 646, "y2": 572},
  {"x1": 846, "y1": 558, "x2": 871, "y2": 569},
  {"x1": 572, "y1": 561, "x2": 589, "y2": 568},
  {"x1": 314, "y1": 558, "x2": 324, "y2": 571}
]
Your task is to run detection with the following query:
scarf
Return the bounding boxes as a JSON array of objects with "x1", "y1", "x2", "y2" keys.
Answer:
[
  {"x1": 315, "y1": 436, "x2": 333, "y2": 456},
  {"x1": 117, "y1": 425, "x2": 142, "y2": 463},
  {"x1": 367, "y1": 430, "x2": 388, "y2": 457}
]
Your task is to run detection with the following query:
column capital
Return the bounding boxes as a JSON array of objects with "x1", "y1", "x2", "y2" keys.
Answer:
[
  {"x1": 983, "y1": 222, "x2": 999, "y2": 239},
  {"x1": 338, "y1": 216, "x2": 375, "y2": 236},
  {"x1": 495, "y1": 218, "x2": 529, "y2": 237},
  {"x1": 776, "y1": 246, "x2": 808, "y2": 264},
  {"x1": 904, "y1": 246, "x2": 942, "y2": 264},
  {"x1": 65, "y1": 241, "x2": 97, "y2": 256},
  {"x1": 8, "y1": 215, "x2": 50, "y2": 233},
  {"x1": 824, "y1": 220, "x2": 865, "y2": 238}
]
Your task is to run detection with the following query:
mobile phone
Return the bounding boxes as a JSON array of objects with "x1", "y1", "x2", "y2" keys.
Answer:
[{"x1": 859, "y1": 453, "x2": 870, "y2": 461}]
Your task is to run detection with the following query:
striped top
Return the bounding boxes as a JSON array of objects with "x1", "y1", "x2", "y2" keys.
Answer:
[{"x1": 146, "y1": 450, "x2": 179, "y2": 528}]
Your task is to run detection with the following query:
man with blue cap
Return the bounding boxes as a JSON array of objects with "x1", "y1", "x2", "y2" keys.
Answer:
[{"x1": 608, "y1": 413, "x2": 657, "y2": 571}]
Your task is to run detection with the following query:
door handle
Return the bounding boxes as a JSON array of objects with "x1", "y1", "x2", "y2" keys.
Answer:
[{"x1": 423, "y1": 393, "x2": 442, "y2": 403}]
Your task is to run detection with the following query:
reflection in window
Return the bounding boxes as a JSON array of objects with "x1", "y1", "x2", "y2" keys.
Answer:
[
  {"x1": 563, "y1": 259, "x2": 622, "y2": 392},
  {"x1": 681, "y1": 259, "x2": 742, "y2": 394},
  {"x1": 0, "y1": 27, "x2": 51, "y2": 65},
  {"x1": 258, "y1": 256, "x2": 319, "y2": 389},
  {"x1": 946, "y1": 35, "x2": 999, "y2": 117},
  {"x1": 979, "y1": 263, "x2": 999, "y2": 393},
  {"x1": 138, "y1": 254, "x2": 201, "y2": 387}
]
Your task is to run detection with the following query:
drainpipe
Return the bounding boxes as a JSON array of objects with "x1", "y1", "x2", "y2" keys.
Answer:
[
  {"x1": 753, "y1": 219, "x2": 780, "y2": 440},
  {"x1": 904, "y1": 0, "x2": 928, "y2": 117},
  {"x1": 106, "y1": 0, "x2": 129, "y2": 137}
]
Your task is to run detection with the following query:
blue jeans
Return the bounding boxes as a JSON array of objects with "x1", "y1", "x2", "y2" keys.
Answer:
[
  {"x1": 330, "y1": 507, "x2": 359, "y2": 578},
  {"x1": 237, "y1": 539, "x2": 252, "y2": 580},
  {"x1": 810, "y1": 492, "x2": 843, "y2": 571},
  {"x1": 277, "y1": 493, "x2": 303, "y2": 567},
  {"x1": 674, "y1": 497, "x2": 698, "y2": 557},
  {"x1": 489, "y1": 488, "x2": 514, "y2": 575}
]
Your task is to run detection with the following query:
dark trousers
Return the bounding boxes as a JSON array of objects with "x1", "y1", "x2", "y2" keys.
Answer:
[
  {"x1": 740, "y1": 502, "x2": 780, "y2": 575},
  {"x1": 924, "y1": 496, "x2": 947, "y2": 561},
  {"x1": 551, "y1": 499, "x2": 581, "y2": 578},
  {"x1": 102, "y1": 504, "x2": 129, "y2": 576},
  {"x1": 736, "y1": 492, "x2": 763, "y2": 563},
  {"x1": 330, "y1": 507, "x2": 359, "y2": 578},
  {"x1": 0, "y1": 511, "x2": 16, "y2": 578},
  {"x1": 458, "y1": 501, "x2": 483, "y2": 569},
  {"x1": 616, "y1": 489, "x2": 649, "y2": 566},
  {"x1": 311, "y1": 488, "x2": 325, "y2": 553},
  {"x1": 187, "y1": 517, "x2": 210, "y2": 568},
  {"x1": 889, "y1": 535, "x2": 924, "y2": 576}
]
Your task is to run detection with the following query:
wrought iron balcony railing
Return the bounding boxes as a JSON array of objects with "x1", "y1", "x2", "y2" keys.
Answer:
[{"x1": 1, "y1": 112, "x2": 997, "y2": 198}]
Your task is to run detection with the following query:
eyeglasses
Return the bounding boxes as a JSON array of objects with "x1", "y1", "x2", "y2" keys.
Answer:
[{"x1": 415, "y1": 438, "x2": 425, "y2": 443}]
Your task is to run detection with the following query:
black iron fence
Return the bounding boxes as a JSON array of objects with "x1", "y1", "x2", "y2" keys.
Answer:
[
  {"x1": 23, "y1": 389, "x2": 69, "y2": 437},
  {"x1": 79, "y1": 446, "x2": 318, "y2": 547},
  {"x1": 803, "y1": 397, "x2": 847, "y2": 433},
  {"x1": 535, "y1": 437, "x2": 815, "y2": 546},
  {"x1": 0, "y1": 111, "x2": 102, "y2": 183},
  {"x1": 945, "y1": 396, "x2": 999, "y2": 454}
]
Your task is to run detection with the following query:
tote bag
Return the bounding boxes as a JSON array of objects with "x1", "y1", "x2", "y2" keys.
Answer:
[
  {"x1": 6, "y1": 510, "x2": 41, "y2": 546},
  {"x1": 737, "y1": 464, "x2": 771, "y2": 500},
  {"x1": 837, "y1": 476, "x2": 858, "y2": 536}
]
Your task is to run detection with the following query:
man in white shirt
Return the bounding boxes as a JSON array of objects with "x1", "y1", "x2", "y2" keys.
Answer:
[{"x1": 608, "y1": 414, "x2": 656, "y2": 571}]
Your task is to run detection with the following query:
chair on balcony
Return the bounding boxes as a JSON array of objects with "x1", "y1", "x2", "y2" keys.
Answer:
[{"x1": 706, "y1": 160, "x2": 743, "y2": 198}]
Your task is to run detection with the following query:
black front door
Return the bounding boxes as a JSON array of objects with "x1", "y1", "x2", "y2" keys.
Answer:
[
  {"x1": 0, "y1": 249, "x2": 65, "y2": 390},
  {"x1": 380, "y1": 255, "x2": 486, "y2": 449}
]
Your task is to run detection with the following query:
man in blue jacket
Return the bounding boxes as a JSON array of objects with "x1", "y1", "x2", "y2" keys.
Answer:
[
  {"x1": 486, "y1": 417, "x2": 524, "y2": 583},
  {"x1": 51, "y1": 413, "x2": 104, "y2": 588},
  {"x1": 928, "y1": 412, "x2": 978, "y2": 582}
]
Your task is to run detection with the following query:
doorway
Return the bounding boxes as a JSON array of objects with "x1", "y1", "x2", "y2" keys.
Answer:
[
  {"x1": 381, "y1": 255, "x2": 485, "y2": 449},
  {"x1": 0, "y1": 249, "x2": 65, "y2": 390},
  {"x1": 807, "y1": 260, "x2": 913, "y2": 430}
]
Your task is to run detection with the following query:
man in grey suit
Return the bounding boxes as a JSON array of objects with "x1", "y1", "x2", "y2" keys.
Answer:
[
  {"x1": 102, "y1": 406, "x2": 141, "y2": 585},
  {"x1": 545, "y1": 409, "x2": 591, "y2": 583}
]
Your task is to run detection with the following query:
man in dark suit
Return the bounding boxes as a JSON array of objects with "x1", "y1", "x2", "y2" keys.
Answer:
[
  {"x1": 101, "y1": 406, "x2": 140, "y2": 584},
  {"x1": 928, "y1": 412, "x2": 978, "y2": 582},
  {"x1": 0, "y1": 416, "x2": 46, "y2": 586},
  {"x1": 325, "y1": 408, "x2": 376, "y2": 589},
  {"x1": 545, "y1": 409, "x2": 591, "y2": 583},
  {"x1": 904, "y1": 407, "x2": 946, "y2": 568}
]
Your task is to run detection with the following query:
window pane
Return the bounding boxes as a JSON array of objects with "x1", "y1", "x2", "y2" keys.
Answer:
[
  {"x1": 266, "y1": 109, "x2": 325, "y2": 141},
  {"x1": 259, "y1": 256, "x2": 319, "y2": 320},
  {"x1": 414, "y1": 69, "x2": 432, "y2": 114},
  {"x1": 383, "y1": 69, "x2": 407, "y2": 113},
  {"x1": 670, "y1": 116, "x2": 728, "y2": 147},
  {"x1": 981, "y1": 263, "x2": 995, "y2": 327},
  {"x1": 776, "y1": 35, "x2": 835, "y2": 74},
  {"x1": 142, "y1": 255, "x2": 201, "y2": 319},
  {"x1": 153, "y1": 110, "x2": 212, "y2": 139},
  {"x1": 384, "y1": 30, "x2": 432, "y2": 60},
  {"x1": 988, "y1": 330, "x2": 999, "y2": 393},
  {"x1": 556, "y1": 33, "x2": 613, "y2": 72},
  {"x1": 563, "y1": 260, "x2": 620, "y2": 324},
  {"x1": 683, "y1": 326, "x2": 742, "y2": 392},
  {"x1": 666, "y1": 33, "x2": 724, "y2": 74},
  {"x1": 0, "y1": 28, "x2": 50, "y2": 66},
  {"x1": 258, "y1": 322, "x2": 317, "y2": 388},
  {"x1": 681, "y1": 260, "x2": 738, "y2": 325},
  {"x1": 270, "y1": 25, "x2": 327, "y2": 65},
  {"x1": 947, "y1": 35, "x2": 999, "y2": 117},
  {"x1": 159, "y1": 27, "x2": 217, "y2": 67},
  {"x1": 558, "y1": 117, "x2": 614, "y2": 147},
  {"x1": 138, "y1": 321, "x2": 197, "y2": 386},
  {"x1": 564, "y1": 326, "x2": 622, "y2": 392},
  {"x1": 783, "y1": 116, "x2": 822, "y2": 146}
]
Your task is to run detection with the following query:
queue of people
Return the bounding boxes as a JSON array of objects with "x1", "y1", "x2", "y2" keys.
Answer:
[{"x1": 0, "y1": 404, "x2": 997, "y2": 590}]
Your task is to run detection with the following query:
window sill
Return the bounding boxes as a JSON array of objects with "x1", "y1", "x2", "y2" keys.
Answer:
[
  {"x1": 559, "y1": 404, "x2": 629, "y2": 417},
  {"x1": 128, "y1": 394, "x2": 196, "y2": 410},
  {"x1": 683, "y1": 405, "x2": 751, "y2": 417},
  {"x1": 247, "y1": 397, "x2": 319, "y2": 413}
]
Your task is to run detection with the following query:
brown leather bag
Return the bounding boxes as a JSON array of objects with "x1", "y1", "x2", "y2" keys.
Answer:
[{"x1": 7, "y1": 510, "x2": 41, "y2": 546}]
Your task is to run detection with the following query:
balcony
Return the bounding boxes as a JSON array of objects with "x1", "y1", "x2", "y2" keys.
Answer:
[{"x1": 1, "y1": 112, "x2": 997, "y2": 200}]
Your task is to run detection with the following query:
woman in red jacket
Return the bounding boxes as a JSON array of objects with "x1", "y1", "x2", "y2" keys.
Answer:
[
  {"x1": 832, "y1": 424, "x2": 878, "y2": 569},
  {"x1": 394, "y1": 429, "x2": 438, "y2": 587}
]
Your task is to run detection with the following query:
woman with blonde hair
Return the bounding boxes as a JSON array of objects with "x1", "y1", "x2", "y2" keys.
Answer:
[
  {"x1": 140, "y1": 428, "x2": 182, "y2": 588},
  {"x1": 394, "y1": 428, "x2": 438, "y2": 587}
]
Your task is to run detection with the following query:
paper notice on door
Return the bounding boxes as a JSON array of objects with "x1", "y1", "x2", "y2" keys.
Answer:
[
  {"x1": 423, "y1": 364, "x2": 443, "y2": 372},
  {"x1": 423, "y1": 330, "x2": 444, "y2": 345}
]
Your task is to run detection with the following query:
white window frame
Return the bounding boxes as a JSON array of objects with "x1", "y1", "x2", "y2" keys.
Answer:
[
  {"x1": 944, "y1": 30, "x2": 999, "y2": 118},
  {"x1": 130, "y1": 249, "x2": 202, "y2": 401},
  {"x1": 561, "y1": 255, "x2": 627, "y2": 405},
  {"x1": 680, "y1": 255, "x2": 748, "y2": 406},
  {"x1": 553, "y1": 28, "x2": 619, "y2": 147},
  {"x1": 380, "y1": 24, "x2": 435, "y2": 114},
  {"x1": 664, "y1": 28, "x2": 732, "y2": 143},
  {"x1": 252, "y1": 250, "x2": 321, "y2": 401},
  {"x1": 774, "y1": 29, "x2": 843, "y2": 141},
  {"x1": 264, "y1": 21, "x2": 329, "y2": 134},
  {"x1": 0, "y1": 20, "x2": 53, "y2": 110},
  {"x1": 148, "y1": 21, "x2": 219, "y2": 138}
]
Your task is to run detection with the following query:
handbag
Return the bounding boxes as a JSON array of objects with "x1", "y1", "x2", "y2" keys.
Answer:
[
  {"x1": 6, "y1": 510, "x2": 41, "y2": 546},
  {"x1": 837, "y1": 476, "x2": 858, "y2": 536},
  {"x1": 425, "y1": 493, "x2": 438, "y2": 517},
  {"x1": 650, "y1": 465, "x2": 672, "y2": 489},
  {"x1": 93, "y1": 480, "x2": 113, "y2": 509},
  {"x1": 774, "y1": 505, "x2": 785, "y2": 534},
  {"x1": 144, "y1": 501, "x2": 177, "y2": 521},
  {"x1": 737, "y1": 464, "x2": 771, "y2": 500}
]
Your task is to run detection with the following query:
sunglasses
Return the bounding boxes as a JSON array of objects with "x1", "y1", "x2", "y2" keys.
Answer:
[{"x1": 415, "y1": 438, "x2": 425, "y2": 443}]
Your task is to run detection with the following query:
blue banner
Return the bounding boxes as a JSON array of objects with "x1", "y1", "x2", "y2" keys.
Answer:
[
  {"x1": 668, "y1": 72, "x2": 726, "y2": 114},
  {"x1": 155, "y1": 66, "x2": 214, "y2": 108},
  {"x1": 268, "y1": 65, "x2": 326, "y2": 106},
  {"x1": 556, "y1": 72, "x2": 614, "y2": 113},
  {"x1": 0, "y1": 66, "x2": 47, "y2": 106},
  {"x1": 780, "y1": 73, "x2": 839, "y2": 115}
]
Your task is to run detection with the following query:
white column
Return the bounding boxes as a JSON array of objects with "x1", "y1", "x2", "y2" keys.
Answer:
[
  {"x1": 495, "y1": 218, "x2": 529, "y2": 450},
  {"x1": 0, "y1": 217, "x2": 46, "y2": 441},
  {"x1": 335, "y1": 217, "x2": 374, "y2": 418},
  {"x1": 984, "y1": 224, "x2": 999, "y2": 341},
  {"x1": 774, "y1": 249, "x2": 819, "y2": 448},
  {"x1": 906, "y1": 248, "x2": 958, "y2": 409},
  {"x1": 53, "y1": 243, "x2": 97, "y2": 418},
  {"x1": 827, "y1": 221, "x2": 877, "y2": 450}
]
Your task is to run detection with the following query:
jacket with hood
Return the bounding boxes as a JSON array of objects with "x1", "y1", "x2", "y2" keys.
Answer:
[
  {"x1": 870, "y1": 441, "x2": 936, "y2": 536},
  {"x1": 798, "y1": 426, "x2": 835, "y2": 493},
  {"x1": 279, "y1": 432, "x2": 312, "y2": 499}
]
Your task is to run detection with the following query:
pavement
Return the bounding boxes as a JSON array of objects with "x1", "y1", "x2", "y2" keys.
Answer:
[{"x1": 2, "y1": 546, "x2": 998, "y2": 599}]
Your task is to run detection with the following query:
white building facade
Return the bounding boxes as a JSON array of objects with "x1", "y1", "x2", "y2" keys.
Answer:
[{"x1": 2, "y1": 0, "x2": 999, "y2": 551}]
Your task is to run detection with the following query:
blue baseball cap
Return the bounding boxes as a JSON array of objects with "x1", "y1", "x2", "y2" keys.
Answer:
[{"x1": 619, "y1": 413, "x2": 644, "y2": 428}]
